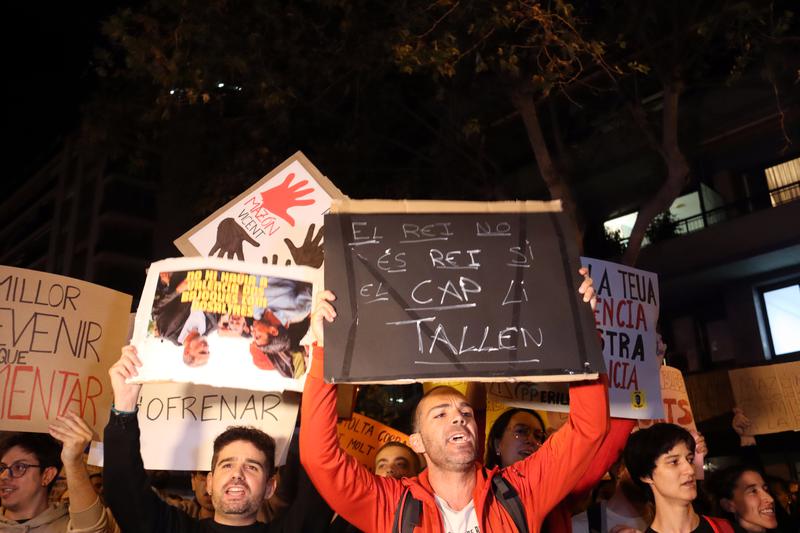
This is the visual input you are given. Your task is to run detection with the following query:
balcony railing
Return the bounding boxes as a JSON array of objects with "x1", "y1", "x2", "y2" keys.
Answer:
[
  {"x1": 618, "y1": 182, "x2": 799, "y2": 246},
  {"x1": 770, "y1": 181, "x2": 800, "y2": 207},
  {"x1": 670, "y1": 184, "x2": 799, "y2": 239}
]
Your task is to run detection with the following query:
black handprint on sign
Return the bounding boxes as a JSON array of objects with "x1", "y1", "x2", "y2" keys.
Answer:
[
  {"x1": 208, "y1": 218, "x2": 260, "y2": 260},
  {"x1": 284, "y1": 224, "x2": 324, "y2": 268},
  {"x1": 263, "y1": 254, "x2": 292, "y2": 266}
]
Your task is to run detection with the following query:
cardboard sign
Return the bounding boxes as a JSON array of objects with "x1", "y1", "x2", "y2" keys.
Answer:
[
  {"x1": 337, "y1": 412, "x2": 410, "y2": 469},
  {"x1": 0, "y1": 266, "x2": 131, "y2": 434},
  {"x1": 324, "y1": 200, "x2": 604, "y2": 383},
  {"x1": 422, "y1": 381, "x2": 469, "y2": 395},
  {"x1": 131, "y1": 257, "x2": 319, "y2": 392},
  {"x1": 175, "y1": 151, "x2": 345, "y2": 266},
  {"x1": 88, "y1": 383, "x2": 299, "y2": 471},
  {"x1": 684, "y1": 369, "x2": 735, "y2": 423},
  {"x1": 728, "y1": 362, "x2": 800, "y2": 435},
  {"x1": 639, "y1": 366, "x2": 696, "y2": 431}
]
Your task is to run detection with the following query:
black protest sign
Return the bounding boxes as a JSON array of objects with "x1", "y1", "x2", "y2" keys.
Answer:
[{"x1": 324, "y1": 201, "x2": 604, "y2": 383}]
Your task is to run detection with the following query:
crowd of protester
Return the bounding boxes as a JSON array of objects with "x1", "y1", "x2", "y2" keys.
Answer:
[{"x1": 2, "y1": 274, "x2": 797, "y2": 532}]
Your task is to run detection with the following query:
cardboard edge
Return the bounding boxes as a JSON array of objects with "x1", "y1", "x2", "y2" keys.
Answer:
[
  {"x1": 174, "y1": 151, "x2": 348, "y2": 256},
  {"x1": 326, "y1": 372, "x2": 599, "y2": 385},
  {"x1": 330, "y1": 199, "x2": 563, "y2": 214}
]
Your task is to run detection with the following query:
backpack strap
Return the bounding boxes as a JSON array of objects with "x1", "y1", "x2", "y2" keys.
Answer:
[
  {"x1": 391, "y1": 487, "x2": 422, "y2": 533},
  {"x1": 491, "y1": 475, "x2": 529, "y2": 533},
  {"x1": 587, "y1": 502, "x2": 602, "y2": 533},
  {"x1": 391, "y1": 475, "x2": 530, "y2": 533}
]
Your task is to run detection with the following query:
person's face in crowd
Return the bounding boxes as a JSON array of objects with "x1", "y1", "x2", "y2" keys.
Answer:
[
  {"x1": 768, "y1": 479, "x2": 792, "y2": 515},
  {"x1": 206, "y1": 440, "x2": 275, "y2": 525},
  {"x1": 374, "y1": 446, "x2": 418, "y2": 479},
  {"x1": 410, "y1": 391, "x2": 478, "y2": 473},
  {"x1": 218, "y1": 314, "x2": 247, "y2": 338},
  {"x1": 252, "y1": 321, "x2": 278, "y2": 347},
  {"x1": 641, "y1": 441, "x2": 696, "y2": 504},
  {"x1": 191, "y1": 471, "x2": 214, "y2": 513},
  {"x1": 0, "y1": 446, "x2": 55, "y2": 517},
  {"x1": 721, "y1": 471, "x2": 777, "y2": 532},
  {"x1": 495, "y1": 412, "x2": 547, "y2": 468},
  {"x1": 184, "y1": 335, "x2": 210, "y2": 367}
]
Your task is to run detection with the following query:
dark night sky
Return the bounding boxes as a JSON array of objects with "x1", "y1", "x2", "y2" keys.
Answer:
[{"x1": 6, "y1": 3, "x2": 117, "y2": 192}]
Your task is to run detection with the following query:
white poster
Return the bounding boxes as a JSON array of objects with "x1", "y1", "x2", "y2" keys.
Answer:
[
  {"x1": 131, "y1": 257, "x2": 319, "y2": 392},
  {"x1": 583, "y1": 256, "x2": 662, "y2": 419},
  {"x1": 90, "y1": 383, "x2": 299, "y2": 470}
]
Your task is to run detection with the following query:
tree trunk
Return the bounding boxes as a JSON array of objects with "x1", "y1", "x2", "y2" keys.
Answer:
[
  {"x1": 511, "y1": 89, "x2": 584, "y2": 249},
  {"x1": 622, "y1": 80, "x2": 690, "y2": 266}
]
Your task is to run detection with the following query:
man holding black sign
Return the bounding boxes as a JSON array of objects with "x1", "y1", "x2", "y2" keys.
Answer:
[{"x1": 300, "y1": 272, "x2": 609, "y2": 533}]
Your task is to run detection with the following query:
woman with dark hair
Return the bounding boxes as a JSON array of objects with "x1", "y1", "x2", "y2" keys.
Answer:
[
  {"x1": 486, "y1": 408, "x2": 548, "y2": 469},
  {"x1": 486, "y1": 403, "x2": 636, "y2": 532},
  {"x1": 624, "y1": 423, "x2": 733, "y2": 533},
  {"x1": 709, "y1": 465, "x2": 779, "y2": 533}
]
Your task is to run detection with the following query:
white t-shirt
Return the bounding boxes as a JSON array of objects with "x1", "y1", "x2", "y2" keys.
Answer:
[
  {"x1": 603, "y1": 501, "x2": 648, "y2": 532},
  {"x1": 434, "y1": 495, "x2": 480, "y2": 533},
  {"x1": 572, "y1": 511, "x2": 590, "y2": 533}
]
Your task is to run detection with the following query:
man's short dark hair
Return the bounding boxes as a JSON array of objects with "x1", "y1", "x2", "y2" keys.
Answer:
[
  {"x1": 412, "y1": 386, "x2": 468, "y2": 433},
  {"x1": 375, "y1": 441, "x2": 422, "y2": 474},
  {"x1": 0, "y1": 432, "x2": 63, "y2": 493},
  {"x1": 623, "y1": 423, "x2": 695, "y2": 500},
  {"x1": 211, "y1": 426, "x2": 276, "y2": 477}
]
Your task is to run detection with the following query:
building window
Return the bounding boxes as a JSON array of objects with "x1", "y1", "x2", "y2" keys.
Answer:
[
  {"x1": 603, "y1": 191, "x2": 709, "y2": 243},
  {"x1": 764, "y1": 157, "x2": 800, "y2": 207},
  {"x1": 758, "y1": 280, "x2": 800, "y2": 357}
]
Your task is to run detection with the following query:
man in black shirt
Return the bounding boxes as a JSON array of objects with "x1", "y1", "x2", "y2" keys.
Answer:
[{"x1": 104, "y1": 345, "x2": 332, "y2": 532}]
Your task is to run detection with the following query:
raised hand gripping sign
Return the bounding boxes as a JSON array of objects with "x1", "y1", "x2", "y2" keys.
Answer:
[
  {"x1": 323, "y1": 199, "x2": 605, "y2": 384},
  {"x1": 175, "y1": 151, "x2": 345, "y2": 266}
]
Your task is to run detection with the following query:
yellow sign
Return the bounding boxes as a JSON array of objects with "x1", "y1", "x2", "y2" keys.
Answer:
[{"x1": 337, "y1": 412, "x2": 410, "y2": 469}]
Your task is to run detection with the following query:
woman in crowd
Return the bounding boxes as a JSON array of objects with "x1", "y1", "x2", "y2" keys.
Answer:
[
  {"x1": 709, "y1": 465, "x2": 780, "y2": 533},
  {"x1": 487, "y1": 406, "x2": 636, "y2": 532},
  {"x1": 625, "y1": 423, "x2": 732, "y2": 533}
]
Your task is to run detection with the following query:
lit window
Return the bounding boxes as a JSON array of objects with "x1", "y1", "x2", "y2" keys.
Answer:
[
  {"x1": 764, "y1": 157, "x2": 800, "y2": 207},
  {"x1": 602, "y1": 192, "x2": 706, "y2": 241},
  {"x1": 759, "y1": 281, "x2": 800, "y2": 357}
]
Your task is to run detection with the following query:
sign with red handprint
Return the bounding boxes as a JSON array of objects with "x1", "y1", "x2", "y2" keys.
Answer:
[{"x1": 176, "y1": 151, "x2": 345, "y2": 267}]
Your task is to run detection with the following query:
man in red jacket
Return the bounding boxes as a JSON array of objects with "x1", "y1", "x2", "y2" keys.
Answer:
[{"x1": 300, "y1": 272, "x2": 610, "y2": 533}]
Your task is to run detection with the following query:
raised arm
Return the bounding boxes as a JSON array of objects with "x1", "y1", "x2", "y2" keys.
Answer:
[
  {"x1": 104, "y1": 346, "x2": 191, "y2": 531},
  {"x1": 569, "y1": 417, "x2": 636, "y2": 499},
  {"x1": 299, "y1": 291, "x2": 403, "y2": 533},
  {"x1": 517, "y1": 375, "x2": 610, "y2": 524},
  {"x1": 48, "y1": 411, "x2": 110, "y2": 532}
]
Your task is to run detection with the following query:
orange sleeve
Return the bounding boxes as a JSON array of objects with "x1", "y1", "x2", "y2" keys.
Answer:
[
  {"x1": 299, "y1": 345, "x2": 403, "y2": 533},
  {"x1": 517, "y1": 374, "x2": 610, "y2": 525},
  {"x1": 569, "y1": 417, "x2": 636, "y2": 498}
]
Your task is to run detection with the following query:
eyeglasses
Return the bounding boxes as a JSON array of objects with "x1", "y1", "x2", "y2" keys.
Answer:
[
  {"x1": 0, "y1": 461, "x2": 42, "y2": 478},
  {"x1": 508, "y1": 427, "x2": 547, "y2": 444}
]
